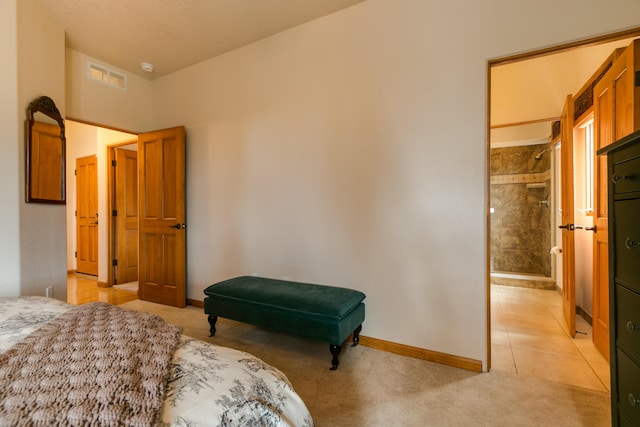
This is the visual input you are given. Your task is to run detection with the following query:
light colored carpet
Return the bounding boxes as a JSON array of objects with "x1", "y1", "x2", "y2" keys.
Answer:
[{"x1": 120, "y1": 299, "x2": 610, "y2": 427}]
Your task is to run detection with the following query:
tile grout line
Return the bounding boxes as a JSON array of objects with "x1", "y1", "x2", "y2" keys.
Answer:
[{"x1": 492, "y1": 284, "x2": 609, "y2": 391}]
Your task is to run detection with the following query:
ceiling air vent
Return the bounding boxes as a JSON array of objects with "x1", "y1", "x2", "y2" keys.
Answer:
[{"x1": 87, "y1": 62, "x2": 127, "y2": 90}]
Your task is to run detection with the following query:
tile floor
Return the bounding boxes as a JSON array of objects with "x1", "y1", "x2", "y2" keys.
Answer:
[{"x1": 491, "y1": 284, "x2": 611, "y2": 392}]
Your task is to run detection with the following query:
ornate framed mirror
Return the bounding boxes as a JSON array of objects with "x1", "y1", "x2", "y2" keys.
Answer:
[{"x1": 25, "y1": 96, "x2": 66, "y2": 204}]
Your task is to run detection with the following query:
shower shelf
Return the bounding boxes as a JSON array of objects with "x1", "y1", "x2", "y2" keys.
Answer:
[{"x1": 525, "y1": 182, "x2": 546, "y2": 189}]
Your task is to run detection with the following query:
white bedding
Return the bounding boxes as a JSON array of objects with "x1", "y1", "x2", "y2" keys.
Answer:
[{"x1": 0, "y1": 297, "x2": 314, "y2": 426}]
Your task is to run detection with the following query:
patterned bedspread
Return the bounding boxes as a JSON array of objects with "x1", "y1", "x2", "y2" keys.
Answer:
[{"x1": 0, "y1": 297, "x2": 314, "y2": 427}]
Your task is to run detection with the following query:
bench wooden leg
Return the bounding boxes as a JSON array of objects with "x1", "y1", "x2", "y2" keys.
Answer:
[
  {"x1": 352, "y1": 324, "x2": 362, "y2": 347},
  {"x1": 208, "y1": 315, "x2": 218, "y2": 337},
  {"x1": 329, "y1": 344, "x2": 342, "y2": 370},
  {"x1": 330, "y1": 324, "x2": 362, "y2": 370}
]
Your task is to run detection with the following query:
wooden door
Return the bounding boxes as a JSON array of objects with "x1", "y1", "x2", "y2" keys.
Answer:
[
  {"x1": 591, "y1": 39, "x2": 640, "y2": 360},
  {"x1": 76, "y1": 156, "x2": 98, "y2": 276},
  {"x1": 115, "y1": 148, "x2": 139, "y2": 285},
  {"x1": 138, "y1": 127, "x2": 186, "y2": 307},
  {"x1": 593, "y1": 79, "x2": 611, "y2": 359},
  {"x1": 560, "y1": 95, "x2": 576, "y2": 337}
]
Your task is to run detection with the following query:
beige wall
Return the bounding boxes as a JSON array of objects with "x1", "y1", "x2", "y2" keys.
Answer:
[
  {"x1": 17, "y1": 0, "x2": 67, "y2": 300},
  {"x1": 492, "y1": 39, "x2": 630, "y2": 125},
  {"x1": 0, "y1": 0, "x2": 20, "y2": 296},
  {"x1": 491, "y1": 37, "x2": 634, "y2": 143},
  {"x1": 491, "y1": 122, "x2": 552, "y2": 146},
  {"x1": 66, "y1": 49, "x2": 153, "y2": 133},
  {"x1": 146, "y1": 0, "x2": 640, "y2": 368}
]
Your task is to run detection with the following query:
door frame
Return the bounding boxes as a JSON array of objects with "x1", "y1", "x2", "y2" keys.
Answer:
[
  {"x1": 486, "y1": 27, "x2": 640, "y2": 371},
  {"x1": 107, "y1": 139, "x2": 139, "y2": 287}
]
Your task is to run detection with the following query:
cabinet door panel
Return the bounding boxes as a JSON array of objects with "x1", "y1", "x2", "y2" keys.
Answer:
[
  {"x1": 616, "y1": 285, "x2": 640, "y2": 355},
  {"x1": 615, "y1": 199, "x2": 640, "y2": 289},
  {"x1": 616, "y1": 349, "x2": 640, "y2": 422},
  {"x1": 612, "y1": 154, "x2": 640, "y2": 194}
]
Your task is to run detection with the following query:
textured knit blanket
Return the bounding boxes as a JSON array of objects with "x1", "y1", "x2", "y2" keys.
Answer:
[{"x1": 0, "y1": 302, "x2": 182, "y2": 427}]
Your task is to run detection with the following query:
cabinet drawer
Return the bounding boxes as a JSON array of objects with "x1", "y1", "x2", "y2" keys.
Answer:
[
  {"x1": 612, "y1": 153, "x2": 640, "y2": 194},
  {"x1": 619, "y1": 405, "x2": 639, "y2": 427},
  {"x1": 617, "y1": 285, "x2": 640, "y2": 355},
  {"x1": 615, "y1": 199, "x2": 640, "y2": 288},
  {"x1": 617, "y1": 349, "x2": 640, "y2": 423}
]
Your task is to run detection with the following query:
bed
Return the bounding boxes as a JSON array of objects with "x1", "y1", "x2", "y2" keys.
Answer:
[{"x1": 0, "y1": 296, "x2": 314, "y2": 426}]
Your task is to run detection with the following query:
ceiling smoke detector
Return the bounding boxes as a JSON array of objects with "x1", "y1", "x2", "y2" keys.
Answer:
[{"x1": 140, "y1": 62, "x2": 155, "y2": 73}]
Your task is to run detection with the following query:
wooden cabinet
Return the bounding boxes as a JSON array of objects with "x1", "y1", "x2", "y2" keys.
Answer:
[{"x1": 598, "y1": 129, "x2": 640, "y2": 426}]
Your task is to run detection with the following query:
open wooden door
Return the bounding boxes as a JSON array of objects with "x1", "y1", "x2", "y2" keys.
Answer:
[
  {"x1": 114, "y1": 148, "x2": 139, "y2": 285},
  {"x1": 138, "y1": 127, "x2": 186, "y2": 307},
  {"x1": 592, "y1": 72, "x2": 613, "y2": 361},
  {"x1": 76, "y1": 155, "x2": 98, "y2": 276},
  {"x1": 591, "y1": 39, "x2": 640, "y2": 360},
  {"x1": 560, "y1": 95, "x2": 576, "y2": 337}
]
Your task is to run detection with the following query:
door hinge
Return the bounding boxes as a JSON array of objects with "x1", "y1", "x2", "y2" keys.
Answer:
[
  {"x1": 74, "y1": 169, "x2": 77, "y2": 176},
  {"x1": 112, "y1": 259, "x2": 118, "y2": 266},
  {"x1": 74, "y1": 210, "x2": 77, "y2": 217},
  {"x1": 112, "y1": 210, "x2": 117, "y2": 217},
  {"x1": 74, "y1": 251, "x2": 77, "y2": 258},
  {"x1": 636, "y1": 71, "x2": 640, "y2": 87},
  {"x1": 112, "y1": 160, "x2": 117, "y2": 167}
]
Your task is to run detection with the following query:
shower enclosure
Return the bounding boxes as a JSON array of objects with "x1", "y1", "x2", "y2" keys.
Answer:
[{"x1": 490, "y1": 143, "x2": 556, "y2": 289}]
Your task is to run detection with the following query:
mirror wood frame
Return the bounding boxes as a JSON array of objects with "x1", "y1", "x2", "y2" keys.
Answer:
[{"x1": 25, "y1": 96, "x2": 66, "y2": 204}]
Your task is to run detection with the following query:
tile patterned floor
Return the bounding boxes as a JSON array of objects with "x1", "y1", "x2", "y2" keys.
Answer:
[{"x1": 491, "y1": 284, "x2": 611, "y2": 392}]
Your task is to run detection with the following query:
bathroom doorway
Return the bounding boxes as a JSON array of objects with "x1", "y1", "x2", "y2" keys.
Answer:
[
  {"x1": 488, "y1": 33, "x2": 639, "y2": 379},
  {"x1": 489, "y1": 139, "x2": 556, "y2": 289}
]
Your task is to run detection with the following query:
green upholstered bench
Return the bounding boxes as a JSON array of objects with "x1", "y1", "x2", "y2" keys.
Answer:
[{"x1": 204, "y1": 276, "x2": 366, "y2": 370}]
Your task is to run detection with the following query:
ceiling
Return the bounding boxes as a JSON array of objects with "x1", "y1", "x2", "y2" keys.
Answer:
[{"x1": 38, "y1": 0, "x2": 366, "y2": 80}]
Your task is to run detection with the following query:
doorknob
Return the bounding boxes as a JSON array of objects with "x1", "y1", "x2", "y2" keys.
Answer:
[
  {"x1": 612, "y1": 174, "x2": 630, "y2": 184},
  {"x1": 585, "y1": 226, "x2": 596, "y2": 232},
  {"x1": 558, "y1": 224, "x2": 575, "y2": 231},
  {"x1": 170, "y1": 223, "x2": 186, "y2": 229},
  {"x1": 625, "y1": 237, "x2": 640, "y2": 249}
]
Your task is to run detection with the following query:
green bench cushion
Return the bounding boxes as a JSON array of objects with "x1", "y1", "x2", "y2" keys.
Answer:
[{"x1": 204, "y1": 276, "x2": 365, "y2": 345}]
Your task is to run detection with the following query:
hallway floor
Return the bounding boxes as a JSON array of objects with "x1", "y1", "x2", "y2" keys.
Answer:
[
  {"x1": 66, "y1": 273, "x2": 137, "y2": 306},
  {"x1": 491, "y1": 284, "x2": 610, "y2": 392}
]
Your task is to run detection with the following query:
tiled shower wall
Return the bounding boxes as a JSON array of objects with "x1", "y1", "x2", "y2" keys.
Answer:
[{"x1": 490, "y1": 143, "x2": 551, "y2": 277}]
